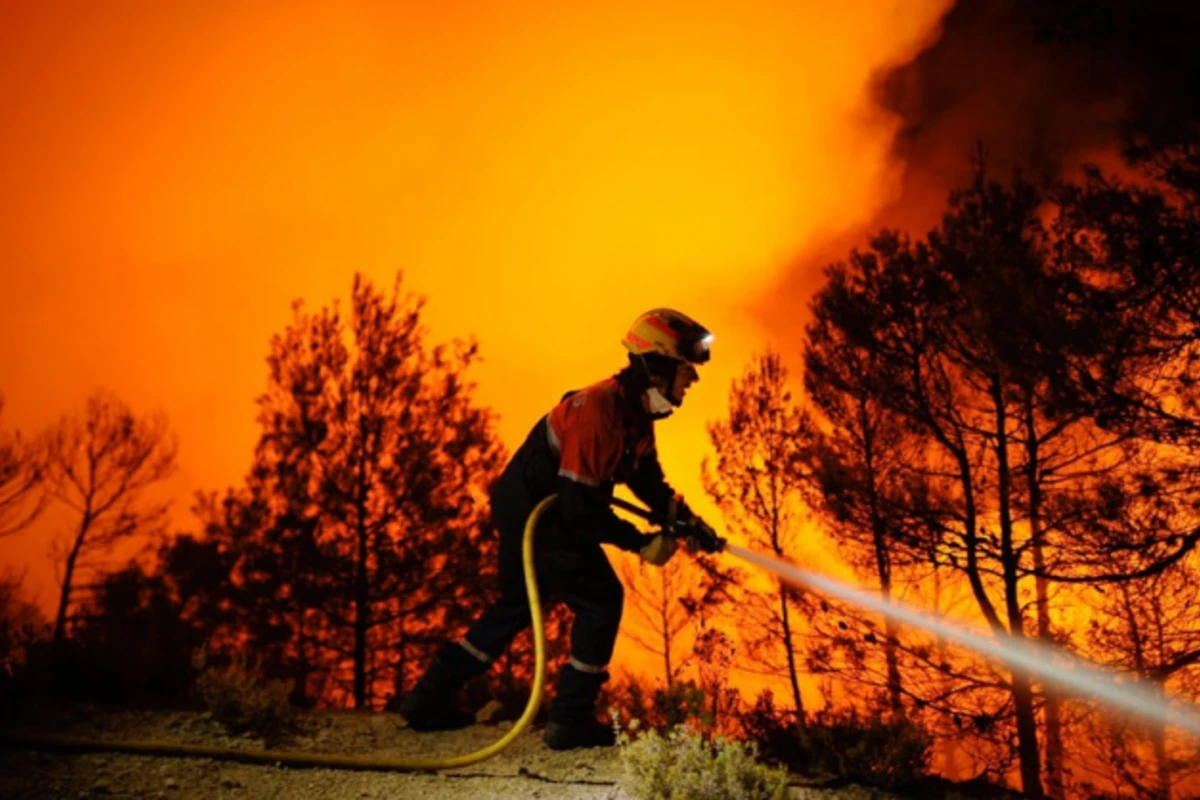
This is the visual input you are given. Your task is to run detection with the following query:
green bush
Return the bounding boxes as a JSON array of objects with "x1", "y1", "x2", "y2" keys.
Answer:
[
  {"x1": 615, "y1": 716, "x2": 789, "y2": 800},
  {"x1": 192, "y1": 651, "x2": 293, "y2": 737}
]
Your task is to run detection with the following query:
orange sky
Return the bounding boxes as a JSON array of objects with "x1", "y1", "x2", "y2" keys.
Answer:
[{"x1": 0, "y1": 1, "x2": 954, "y2": 680}]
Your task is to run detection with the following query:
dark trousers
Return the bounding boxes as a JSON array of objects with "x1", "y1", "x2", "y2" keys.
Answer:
[{"x1": 461, "y1": 497, "x2": 624, "y2": 718}]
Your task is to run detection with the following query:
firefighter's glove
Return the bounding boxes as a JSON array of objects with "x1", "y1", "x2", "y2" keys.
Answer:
[
  {"x1": 683, "y1": 517, "x2": 726, "y2": 554},
  {"x1": 639, "y1": 533, "x2": 678, "y2": 567}
]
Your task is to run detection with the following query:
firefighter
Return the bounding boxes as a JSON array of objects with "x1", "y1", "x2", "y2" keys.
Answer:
[{"x1": 398, "y1": 308, "x2": 717, "y2": 750}]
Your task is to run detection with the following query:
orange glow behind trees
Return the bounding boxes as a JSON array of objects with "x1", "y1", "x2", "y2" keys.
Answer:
[
  {"x1": 0, "y1": 1, "x2": 952, "y2": 646},
  {"x1": 9, "y1": 7, "x2": 1200, "y2": 797}
]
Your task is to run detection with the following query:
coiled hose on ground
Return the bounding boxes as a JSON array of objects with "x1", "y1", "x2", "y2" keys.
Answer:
[{"x1": 0, "y1": 494, "x2": 559, "y2": 773}]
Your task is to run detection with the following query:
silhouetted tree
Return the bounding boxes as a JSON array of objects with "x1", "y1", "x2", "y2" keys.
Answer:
[
  {"x1": 801, "y1": 148, "x2": 1200, "y2": 796},
  {"x1": 155, "y1": 523, "x2": 248, "y2": 668},
  {"x1": 703, "y1": 351, "x2": 816, "y2": 722},
  {"x1": 1043, "y1": 146, "x2": 1200, "y2": 797},
  {"x1": 42, "y1": 389, "x2": 176, "y2": 645},
  {"x1": 617, "y1": 538, "x2": 738, "y2": 694},
  {"x1": 692, "y1": 622, "x2": 741, "y2": 736},
  {"x1": 802, "y1": 160, "x2": 1189, "y2": 797},
  {"x1": 802, "y1": 267, "x2": 929, "y2": 714},
  {"x1": 618, "y1": 554, "x2": 692, "y2": 690},
  {"x1": 0, "y1": 394, "x2": 46, "y2": 538},
  {"x1": 230, "y1": 271, "x2": 504, "y2": 709},
  {"x1": 0, "y1": 568, "x2": 45, "y2": 693},
  {"x1": 191, "y1": 484, "x2": 337, "y2": 706},
  {"x1": 1050, "y1": 136, "x2": 1200, "y2": 456},
  {"x1": 1080, "y1": 555, "x2": 1200, "y2": 799},
  {"x1": 59, "y1": 560, "x2": 203, "y2": 706},
  {"x1": 804, "y1": 227, "x2": 1014, "y2": 770}
]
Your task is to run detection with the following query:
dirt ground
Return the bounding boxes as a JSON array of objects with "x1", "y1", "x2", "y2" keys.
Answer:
[{"x1": 0, "y1": 706, "x2": 911, "y2": 800}]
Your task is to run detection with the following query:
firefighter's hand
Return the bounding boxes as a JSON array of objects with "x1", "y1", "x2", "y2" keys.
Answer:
[
  {"x1": 683, "y1": 517, "x2": 726, "y2": 554},
  {"x1": 639, "y1": 533, "x2": 678, "y2": 566}
]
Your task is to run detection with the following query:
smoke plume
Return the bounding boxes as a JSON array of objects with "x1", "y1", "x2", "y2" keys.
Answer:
[{"x1": 760, "y1": 0, "x2": 1200, "y2": 345}]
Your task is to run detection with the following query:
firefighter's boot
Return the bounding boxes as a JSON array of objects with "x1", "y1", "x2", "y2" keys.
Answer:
[
  {"x1": 398, "y1": 641, "x2": 489, "y2": 732},
  {"x1": 543, "y1": 663, "x2": 616, "y2": 750}
]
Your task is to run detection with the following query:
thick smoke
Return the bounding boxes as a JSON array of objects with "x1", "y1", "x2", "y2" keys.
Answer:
[
  {"x1": 877, "y1": 0, "x2": 1200, "y2": 212},
  {"x1": 761, "y1": 0, "x2": 1200, "y2": 345},
  {"x1": 875, "y1": 0, "x2": 1125, "y2": 229}
]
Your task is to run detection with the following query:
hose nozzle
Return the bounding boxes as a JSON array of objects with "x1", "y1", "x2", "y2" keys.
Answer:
[
  {"x1": 612, "y1": 495, "x2": 727, "y2": 553},
  {"x1": 678, "y1": 516, "x2": 727, "y2": 554}
]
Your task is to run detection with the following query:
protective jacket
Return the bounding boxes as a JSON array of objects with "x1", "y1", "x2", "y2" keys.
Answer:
[{"x1": 489, "y1": 369, "x2": 678, "y2": 551}]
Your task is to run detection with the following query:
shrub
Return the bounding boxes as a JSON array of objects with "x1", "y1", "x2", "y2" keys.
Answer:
[
  {"x1": 192, "y1": 650, "x2": 293, "y2": 737},
  {"x1": 601, "y1": 675, "x2": 656, "y2": 729},
  {"x1": 739, "y1": 690, "x2": 807, "y2": 768},
  {"x1": 741, "y1": 692, "x2": 932, "y2": 791},
  {"x1": 801, "y1": 707, "x2": 931, "y2": 790},
  {"x1": 653, "y1": 679, "x2": 709, "y2": 731},
  {"x1": 615, "y1": 715, "x2": 789, "y2": 800},
  {"x1": 604, "y1": 676, "x2": 710, "y2": 734}
]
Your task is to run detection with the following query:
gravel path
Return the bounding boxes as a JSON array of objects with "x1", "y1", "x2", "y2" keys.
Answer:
[{"x1": 0, "y1": 708, "x2": 904, "y2": 799}]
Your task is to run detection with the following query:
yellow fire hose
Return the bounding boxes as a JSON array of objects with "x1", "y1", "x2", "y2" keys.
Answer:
[{"x1": 0, "y1": 494, "x2": 558, "y2": 773}]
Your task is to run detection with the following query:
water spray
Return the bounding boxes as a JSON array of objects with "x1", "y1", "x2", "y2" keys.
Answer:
[
  {"x1": 726, "y1": 543, "x2": 1200, "y2": 737},
  {"x1": 612, "y1": 495, "x2": 1200, "y2": 736}
]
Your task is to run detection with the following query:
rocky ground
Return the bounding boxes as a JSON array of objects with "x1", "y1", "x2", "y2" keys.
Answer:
[{"x1": 0, "y1": 706, "x2": 928, "y2": 800}]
